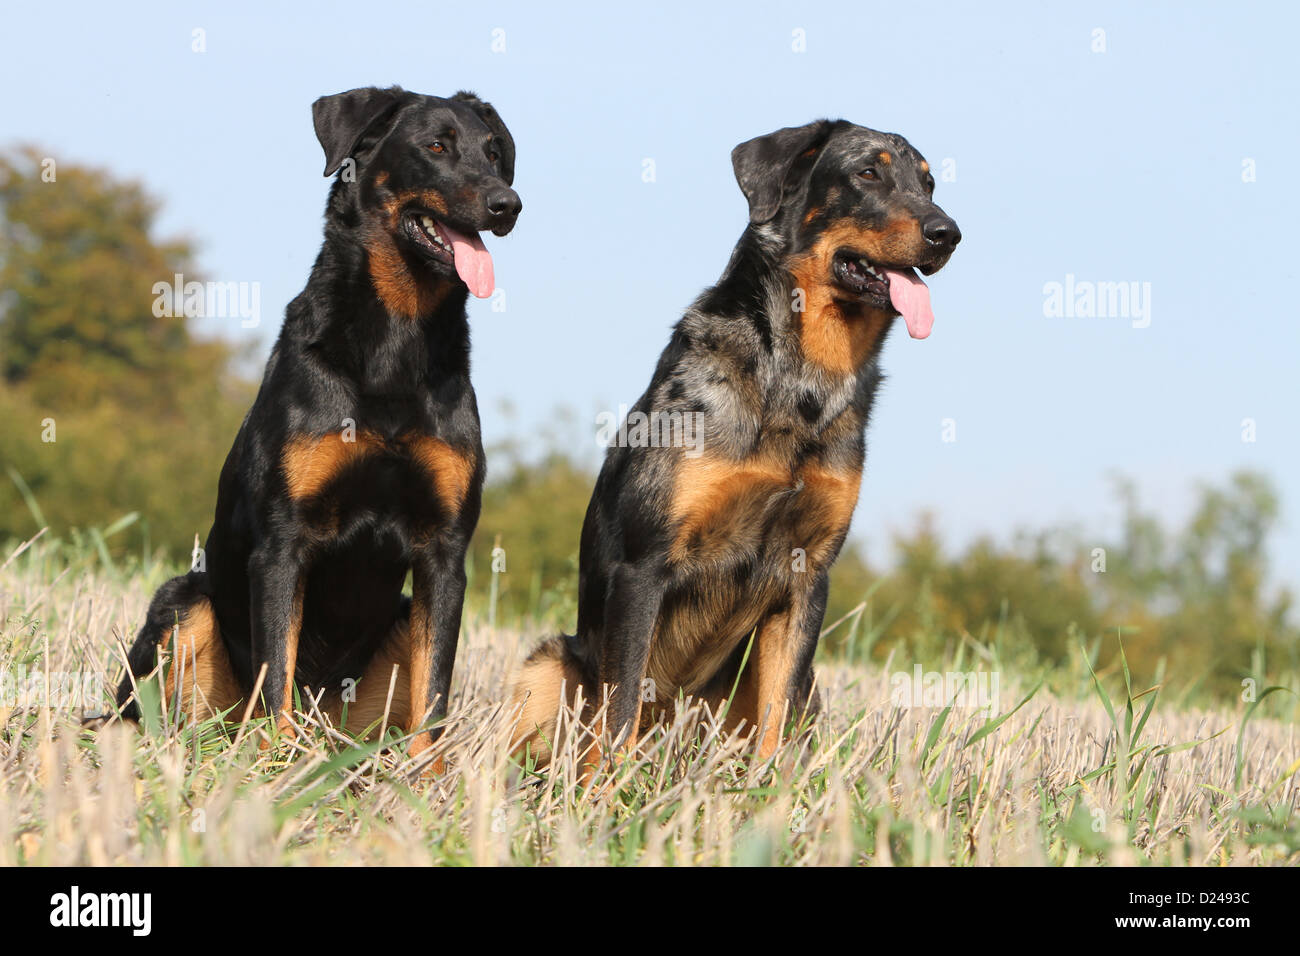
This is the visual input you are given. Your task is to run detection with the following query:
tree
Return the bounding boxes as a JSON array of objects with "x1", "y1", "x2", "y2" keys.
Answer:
[{"x1": 0, "y1": 147, "x2": 252, "y2": 552}]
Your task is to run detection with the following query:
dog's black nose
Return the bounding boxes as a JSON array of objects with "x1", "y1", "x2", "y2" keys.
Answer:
[
  {"x1": 922, "y1": 215, "x2": 961, "y2": 249},
  {"x1": 486, "y1": 186, "x2": 522, "y2": 220}
]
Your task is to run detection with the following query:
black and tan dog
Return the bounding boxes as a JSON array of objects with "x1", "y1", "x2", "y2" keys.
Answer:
[
  {"x1": 509, "y1": 120, "x2": 960, "y2": 769},
  {"x1": 114, "y1": 86, "x2": 520, "y2": 764}
]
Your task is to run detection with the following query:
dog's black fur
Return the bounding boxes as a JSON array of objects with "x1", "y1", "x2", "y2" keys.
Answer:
[
  {"x1": 115, "y1": 86, "x2": 520, "y2": 759},
  {"x1": 509, "y1": 120, "x2": 960, "y2": 767}
]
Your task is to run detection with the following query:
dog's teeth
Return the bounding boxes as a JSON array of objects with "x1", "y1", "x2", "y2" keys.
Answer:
[{"x1": 414, "y1": 216, "x2": 452, "y2": 254}]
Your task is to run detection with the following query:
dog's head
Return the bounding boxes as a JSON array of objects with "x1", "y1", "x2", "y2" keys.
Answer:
[
  {"x1": 313, "y1": 86, "x2": 521, "y2": 304},
  {"x1": 733, "y1": 120, "x2": 959, "y2": 339}
]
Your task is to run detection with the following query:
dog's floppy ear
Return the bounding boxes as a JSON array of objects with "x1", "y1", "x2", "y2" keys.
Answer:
[
  {"x1": 453, "y1": 90, "x2": 516, "y2": 185},
  {"x1": 312, "y1": 86, "x2": 406, "y2": 177},
  {"x1": 731, "y1": 120, "x2": 835, "y2": 224}
]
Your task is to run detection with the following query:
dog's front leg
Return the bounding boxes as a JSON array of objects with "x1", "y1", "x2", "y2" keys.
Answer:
[
  {"x1": 248, "y1": 541, "x2": 305, "y2": 737},
  {"x1": 753, "y1": 570, "x2": 829, "y2": 759},
  {"x1": 404, "y1": 540, "x2": 467, "y2": 771},
  {"x1": 591, "y1": 562, "x2": 664, "y2": 774}
]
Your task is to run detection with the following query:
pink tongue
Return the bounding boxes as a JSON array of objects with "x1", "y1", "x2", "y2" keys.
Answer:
[
  {"x1": 882, "y1": 267, "x2": 934, "y2": 339},
  {"x1": 436, "y1": 222, "x2": 495, "y2": 299}
]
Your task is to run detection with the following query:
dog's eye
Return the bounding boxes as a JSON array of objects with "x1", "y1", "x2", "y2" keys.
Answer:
[
  {"x1": 859, "y1": 167, "x2": 878, "y2": 181},
  {"x1": 428, "y1": 142, "x2": 446, "y2": 154},
  {"x1": 488, "y1": 150, "x2": 499, "y2": 164}
]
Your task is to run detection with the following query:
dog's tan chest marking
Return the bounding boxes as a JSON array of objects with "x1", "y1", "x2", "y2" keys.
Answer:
[
  {"x1": 668, "y1": 455, "x2": 791, "y2": 564},
  {"x1": 406, "y1": 435, "x2": 476, "y2": 514},
  {"x1": 649, "y1": 452, "x2": 862, "y2": 696},
  {"x1": 282, "y1": 432, "x2": 384, "y2": 500},
  {"x1": 282, "y1": 431, "x2": 475, "y2": 514},
  {"x1": 668, "y1": 452, "x2": 861, "y2": 566}
]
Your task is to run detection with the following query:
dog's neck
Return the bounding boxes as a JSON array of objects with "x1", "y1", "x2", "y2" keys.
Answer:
[
  {"x1": 289, "y1": 207, "x2": 474, "y2": 393},
  {"x1": 703, "y1": 225, "x2": 894, "y2": 380}
]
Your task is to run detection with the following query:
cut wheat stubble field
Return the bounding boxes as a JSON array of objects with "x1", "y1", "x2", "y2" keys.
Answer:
[{"x1": 0, "y1": 536, "x2": 1296, "y2": 867}]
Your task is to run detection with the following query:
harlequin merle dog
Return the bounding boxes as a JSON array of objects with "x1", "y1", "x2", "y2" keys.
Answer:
[{"x1": 508, "y1": 119, "x2": 960, "y2": 770}]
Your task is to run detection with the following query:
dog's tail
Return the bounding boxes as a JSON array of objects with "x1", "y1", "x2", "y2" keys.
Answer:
[
  {"x1": 507, "y1": 634, "x2": 592, "y2": 769},
  {"x1": 114, "y1": 573, "x2": 240, "y2": 722}
]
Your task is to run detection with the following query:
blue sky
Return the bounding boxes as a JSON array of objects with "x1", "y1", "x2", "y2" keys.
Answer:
[{"x1": 2, "y1": 1, "x2": 1297, "y2": 587}]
